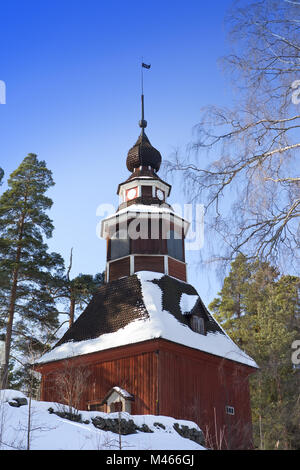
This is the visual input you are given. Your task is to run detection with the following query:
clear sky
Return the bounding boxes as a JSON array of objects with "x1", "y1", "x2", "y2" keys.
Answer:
[{"x1": 0, "y1": 0, "x2": 234, "y2": 306}]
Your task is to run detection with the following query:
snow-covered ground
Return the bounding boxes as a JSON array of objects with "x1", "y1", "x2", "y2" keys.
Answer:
[{"x1": 0, "y1": 390, "x2": 206, "y2": 451}]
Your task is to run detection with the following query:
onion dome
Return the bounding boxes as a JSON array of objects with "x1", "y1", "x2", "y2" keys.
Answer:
[
  {"x1": 126, "y1": 131, "x2": 162, "y2": 173},
  {"x1": 126, "y1": 93, "x2": 162, "y2": 173}
]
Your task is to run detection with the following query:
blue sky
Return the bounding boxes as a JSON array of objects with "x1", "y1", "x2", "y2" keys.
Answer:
[{"x1": 0, "y1": 0, "x2": 234, "y2": 305}]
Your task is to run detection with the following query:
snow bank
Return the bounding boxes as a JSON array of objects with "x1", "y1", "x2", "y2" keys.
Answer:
[
  {"x1": 0, "y1": 392, "x2": 206, "y2": 450},
  {"x1": 0, "y1": 389, "x2": 27, "y2": 403}
]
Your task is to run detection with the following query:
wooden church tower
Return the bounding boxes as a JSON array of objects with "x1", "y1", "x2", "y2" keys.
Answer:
[{"x1": 36, "y1": 92, "x2": 257, "y2": 449}]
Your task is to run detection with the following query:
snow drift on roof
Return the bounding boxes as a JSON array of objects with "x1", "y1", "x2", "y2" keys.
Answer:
[
  {"x1": 180, "y1": 293, "x2": 199, "y2": 315},
  {"x1": 36, "y1": 271, "x2": 257, "y2": 369}
]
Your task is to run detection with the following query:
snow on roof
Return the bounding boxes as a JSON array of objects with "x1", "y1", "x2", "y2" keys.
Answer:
[
  {"x1": 137, "y1": 272, "x2": 257, "y2": 368},
  {"x1": 180, "y1": 293, "x2": 199, "y2": 315},
  {"x1": 103, "y1": 386, "x2": 134, "y2": 401},
  {"x1": 37, "y1": 271, "x2": 257, "y2": 369},
  {"x1": 101, "y1": 205, "x2": 190, "y2": 238},
  {"x1": 112, "y1": 204, "x2": 175, "y2": 217},
  {"x1": 112, "y1": 386, "x2": 133, "y2": 399}
]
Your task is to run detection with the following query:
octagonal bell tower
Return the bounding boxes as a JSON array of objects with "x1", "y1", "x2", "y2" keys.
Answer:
[{"x1": 101, "y1": 93, "x2": 190, "y2": 282}]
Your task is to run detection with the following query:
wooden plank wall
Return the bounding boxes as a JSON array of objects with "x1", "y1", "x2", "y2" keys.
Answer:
[
  {"x1": 38, "y1": 339, "x2": 254, "y2": 449},
  {"x1": 168, "y1": 257, "x2": 186, "y2": 282},
  {"x1": 40, "y1": 350, "x2": 159, "y2": 416},
  {"x1": 158, "y1": 346, "x2": 253, "y2": 450},
  {"x1": 109, "y1": 256, "x2": 130, "y2": 281},
  {"x1": 134, "y1": 255, "x2": 164, "y2": 273}
]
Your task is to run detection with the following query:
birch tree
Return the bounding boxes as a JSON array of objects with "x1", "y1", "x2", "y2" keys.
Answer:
[{"x1": 167, "y1": 0, "x2": 300, "y2": 269}]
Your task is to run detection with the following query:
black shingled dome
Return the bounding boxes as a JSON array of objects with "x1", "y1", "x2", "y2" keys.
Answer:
[{"x1": 126, "y1": 132, "x2": 162, "y2": 173}]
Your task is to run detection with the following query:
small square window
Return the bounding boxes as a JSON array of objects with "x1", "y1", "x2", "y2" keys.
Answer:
[{"x1": 225, "y1": 405, "x2": 235, "y2": 415}]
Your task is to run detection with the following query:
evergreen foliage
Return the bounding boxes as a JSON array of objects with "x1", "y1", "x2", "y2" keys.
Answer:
[
  {"x1": 0, "y1": 154, "x2": 64, "y2": 387},
  {"x1": 48, "y1": 248, "x2": 105, "y2": 327},
  {"x1": 209, "y1": 254, "x2": 300, "y2": 449}
]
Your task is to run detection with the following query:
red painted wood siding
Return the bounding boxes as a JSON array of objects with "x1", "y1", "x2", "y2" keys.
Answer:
[
  {"x1": 109, "y1": 256, "x2": 130, "y2": 281},
  {"x1": 157, "y1": 342, "x2": 254, "y2": 449},
  {"x1": 168, "y1": 257, "x2": 187, "y2": 282},
  {"x1": 38, "y1": 346, "x2": 159, "y2": 416},
  {"x1": 36, "y1": 338, "x2": 255, "y2": 449},
  {"x1": 134, "y1": 255, "x2": 165, "y2": 273}
]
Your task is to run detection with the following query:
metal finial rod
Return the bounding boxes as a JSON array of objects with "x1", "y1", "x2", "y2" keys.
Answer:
[
  {"x1": 139, "y1": 60, "x2": 150, "y2": 133},
  {"x1": 141, "y1": 93, "x2": 145, "y2": 121},
  {"x1": 139, "y1": 93, "x2": 147, "y2": 133}
]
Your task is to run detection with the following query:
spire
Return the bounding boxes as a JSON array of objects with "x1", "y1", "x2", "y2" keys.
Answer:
[
  {"x1": 139, "y1": 94, "x2": 147, "y2": 135},
  {"x1": 139, "y1": 61, "x2": 150, "y2": 135},
  {"x1": 126, "y1": 62, "x2": 161, "y2": 173}
]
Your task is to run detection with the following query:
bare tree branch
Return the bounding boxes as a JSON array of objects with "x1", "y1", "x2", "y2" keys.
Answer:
[{"x1": 166, "y1": 0, "x2": 300, "y2": 270}]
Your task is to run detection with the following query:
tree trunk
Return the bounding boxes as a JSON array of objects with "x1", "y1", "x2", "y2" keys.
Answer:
[
  {"x1": 1, "y1": 210, "x2": 25, "y2": 389},
  {"x1": 69, "y1": 297, "x2": 76, "y2": 327},
  {"x1": 1, "y1": 254, "x2": 21, "y2": 389},
  {"x1": 275, "y1": 375, "x2": 290, "y2": 450}
]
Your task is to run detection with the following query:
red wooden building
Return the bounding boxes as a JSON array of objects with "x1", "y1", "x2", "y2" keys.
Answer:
[{"x1": 36, "y1": 96, "x2": 257, "y2": 449}]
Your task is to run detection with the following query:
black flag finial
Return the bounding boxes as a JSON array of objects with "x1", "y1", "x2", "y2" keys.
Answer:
[{"x1": 139, "y1": 61, "x2": 151, "y2": 133}]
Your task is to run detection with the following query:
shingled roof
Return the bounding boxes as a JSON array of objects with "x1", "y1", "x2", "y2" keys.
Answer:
[
  {"x1": 37, "y1": 271, "x2": 257, "y2": 368},
  {"x1": 55, "y1": 275, "x2": 148, "y2": 346}
]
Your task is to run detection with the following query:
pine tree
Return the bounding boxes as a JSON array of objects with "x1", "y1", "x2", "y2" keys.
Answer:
[
  {"x1": 209, "y1": 257, "x2": 300, "y2": 449},
  {"x1": 50, "y1": 249, "x2": 105, "y2": 328},
  {"x1": 0, "y1": 154, "x2": 64, "y2": 388},
  {"x1": 64, "y1": 272, "x2": 104, "y2": 327},
  {"x1": 209, "y1": 254, "x2": 278, "y2": 347}
]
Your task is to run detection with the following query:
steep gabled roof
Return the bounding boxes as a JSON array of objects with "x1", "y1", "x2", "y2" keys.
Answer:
[{"x1": 37, "y1": 271, "x2": 257, "y2": 368}]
